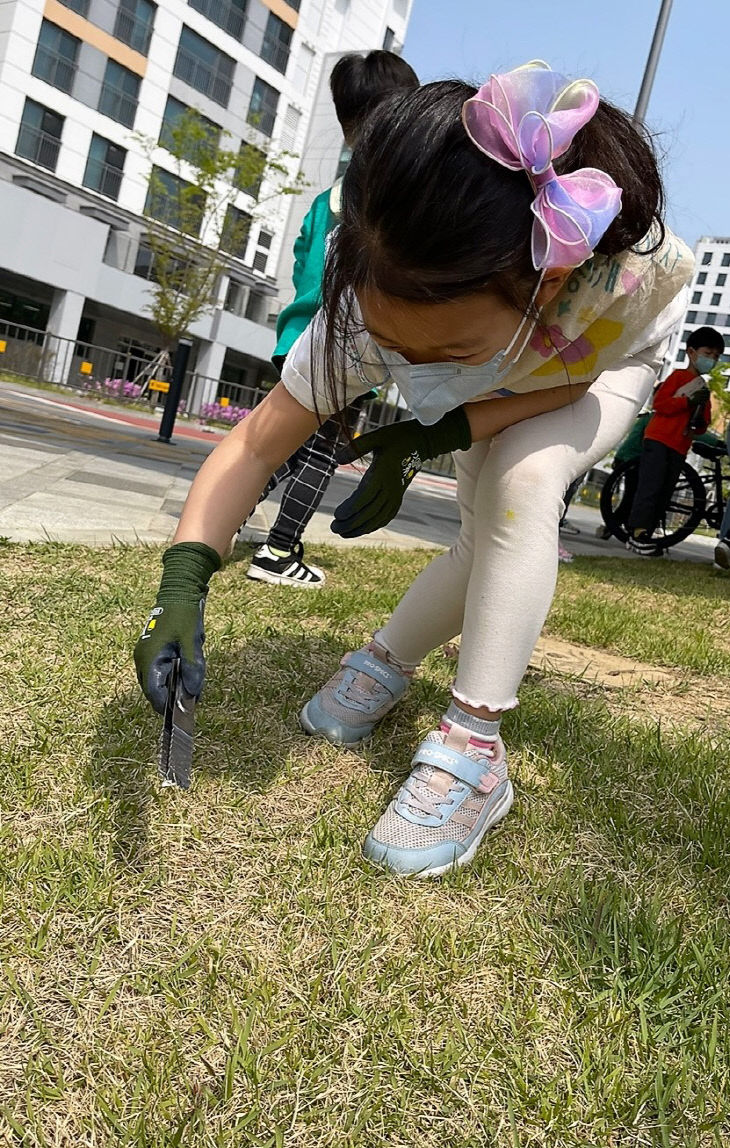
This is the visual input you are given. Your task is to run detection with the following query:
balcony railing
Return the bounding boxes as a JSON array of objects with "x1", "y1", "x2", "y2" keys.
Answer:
[
  {"x1": 83, "y1": 157, "x2": 123, "y2": 200},
  {"x1": 16, "y1": 124, "x2": 61, "y2": 171},
  {"x1": 173, "y1": 48, "x2": 232, "y2": 106},
  {"x1": 32, "y1": 47, "x2": 76, "y2": 94},
  {"x1": 113, "y1": 8, "x2": 154, "y2": 55},
  {"x1": 188, "y1": 0, "x2": 245, "y2": 41},
  {"x1": 98, "y1": 83, "x2": 138, "y2": 127},
  {"x1": 260, "y1": 34, "x2": 289, "y2": 74}
]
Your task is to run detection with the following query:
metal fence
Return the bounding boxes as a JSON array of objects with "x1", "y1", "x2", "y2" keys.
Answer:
[{"x1": 0, "y1": 319, "x2": 166, "y2": 398}]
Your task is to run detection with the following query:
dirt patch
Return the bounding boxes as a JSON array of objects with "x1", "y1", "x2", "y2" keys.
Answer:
[
  {"x1": 443, "y1": 636, "x2": 730, "y2": 733},
  {"x1": 530, "y1": 635, "x2": 677, "y2": 689}
]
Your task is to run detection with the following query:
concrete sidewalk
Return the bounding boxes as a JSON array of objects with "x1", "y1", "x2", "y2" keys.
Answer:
[{"x1": 0, "y1": 381, "x2": 451, "y2": 548}]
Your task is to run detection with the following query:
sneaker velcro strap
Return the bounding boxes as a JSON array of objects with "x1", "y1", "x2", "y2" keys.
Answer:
[
  {"x1": 411, "y1": 740, "x2": 489, "y2": 789},
  {"x1": 341, "y1": 649, "x2": 410, "y2": 699}
]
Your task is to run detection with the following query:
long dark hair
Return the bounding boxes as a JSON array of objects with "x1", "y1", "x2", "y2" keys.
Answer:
[{"x1": 320, "y1": 80, "x2": 666, "y2": 415}]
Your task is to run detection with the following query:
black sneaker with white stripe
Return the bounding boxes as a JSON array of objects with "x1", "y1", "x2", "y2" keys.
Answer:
[
  {"x1": 626, "y1": 534, "x2": 663, "y2": 557},
  {"x1": 246, "y1": 542, "x2": 325, "y2": 587}
]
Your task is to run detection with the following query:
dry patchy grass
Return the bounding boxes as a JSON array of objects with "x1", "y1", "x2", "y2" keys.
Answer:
[{"x1": 1, "y1": 542, "x2": 729, "y2": 1147}]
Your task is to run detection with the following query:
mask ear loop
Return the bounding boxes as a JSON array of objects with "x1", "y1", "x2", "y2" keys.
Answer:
[{"x1": 501, "y1": 271, "x2": 544, "y2": 370}]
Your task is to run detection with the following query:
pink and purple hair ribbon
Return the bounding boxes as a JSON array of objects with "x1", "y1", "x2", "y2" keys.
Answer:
[{"x1": 462, "y1": 60, "x2": 623, "y2": 271}]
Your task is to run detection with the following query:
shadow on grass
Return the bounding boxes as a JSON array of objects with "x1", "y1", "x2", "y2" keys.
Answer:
[
  {"x1": 88, "y1": 621, "x2": 730, "y2": 913},
  {"x1": 85, "y1": 631, "x2": 426, "y2": 867}
]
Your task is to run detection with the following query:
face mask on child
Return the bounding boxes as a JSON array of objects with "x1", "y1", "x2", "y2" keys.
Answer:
[
  {"x1": 693, "y1": 354, "x2": 716, "y2": 376},
  {"x1": 374, "y1": 281, "x2": 541, "y2": 426}
]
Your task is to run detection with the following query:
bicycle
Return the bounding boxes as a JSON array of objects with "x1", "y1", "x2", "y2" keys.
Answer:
[{"x1": 600, "y1": 433, "x2": 729, "y2": 551}]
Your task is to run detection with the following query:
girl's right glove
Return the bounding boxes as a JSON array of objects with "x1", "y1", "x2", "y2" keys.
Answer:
[
  {"x1": 331, "y1": 407, "x2": 472, "y2": 537},
  {"x1": 134, "y1": 542, "x2": 221, "y2": 714}
]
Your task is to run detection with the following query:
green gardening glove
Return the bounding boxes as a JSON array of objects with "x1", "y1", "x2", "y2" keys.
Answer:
[
  {"x1": 332, "y1": 407, "x2": 472, "y2": 538},
  {"x1": 134, "y1": 542, "x2": 221, "y2": 715}
]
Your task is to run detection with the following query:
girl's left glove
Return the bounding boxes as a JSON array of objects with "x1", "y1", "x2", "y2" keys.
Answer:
[{"x1": 331, "y1": 407, "x2": 471, "y2": 538}]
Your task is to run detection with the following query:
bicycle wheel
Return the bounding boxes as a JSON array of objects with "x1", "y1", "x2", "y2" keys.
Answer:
[
  {"x1": 599, "y1": 461, "x2": 638, "y2": 542},
  {"x1": 599, "y1": 460, "x2": 706, "y2": 548},
  {"x1": 656, "y1": 464, "x2": 706, "y2": 546}
]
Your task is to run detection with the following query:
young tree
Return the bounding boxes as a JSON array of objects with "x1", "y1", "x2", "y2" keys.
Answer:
[
  {"x1": 137, "y1": 109, "x2": 305, "y2": 349},
  {"x1": 708, "y1": 362, "x2": 730, "y2": 433}
]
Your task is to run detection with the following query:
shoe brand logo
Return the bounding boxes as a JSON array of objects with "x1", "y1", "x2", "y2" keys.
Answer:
[{"x1": 422, "y1": 749, "x2": 455, "y2": 766}]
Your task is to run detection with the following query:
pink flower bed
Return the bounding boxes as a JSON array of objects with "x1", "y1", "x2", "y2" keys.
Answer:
[{"x1": 200, "y1": 402, "x2": 251, "y2": 425}]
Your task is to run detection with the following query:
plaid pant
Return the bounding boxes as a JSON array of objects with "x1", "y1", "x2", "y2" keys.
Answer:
[{"x1": 258, "y1": 417, "x2": 344, "y2": 551}]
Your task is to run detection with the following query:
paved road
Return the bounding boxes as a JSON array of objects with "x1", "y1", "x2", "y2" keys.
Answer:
[{"x1": 0, "y1": 381, "x2": 719, "y2": 563}]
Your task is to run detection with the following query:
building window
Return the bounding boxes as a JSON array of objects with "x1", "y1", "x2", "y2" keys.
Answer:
[
  {"x1": 245, "y1": 288, "x2": 267, "y2": 322},
  {"x1": 723, "y1": 253, "x2": 730, "y2": 267},
  {"x1": 697, "y1": 272, "x2": 707, "y2": 285},
  {"x1": 15, "y1": 98, "x2": 64, "y2": 171},
  {"x1": 58, "y1": 0, "x2": 89, "y2": 15},
  {"x1": 691, "y1": 291, "x2": 701, "y2": 304},
  {"x1": 712, "y1": 292, "x2": 721, "y2": 306},
  {"x1": 145, "y1": 166, "x2": 206, "y2": 236},
  {"x1": 717, "y1": 273, "x2": 727, "y2": 287},
  {"x1": 702, "y1": 251, "x2": 712, "y2": 265},
  {"x1": 687, "y1": 311, "x2": 697, "y2": 322},
  {"x1": 173, "y1": 27, "x2": 234, "y2": 107},
  {"x1": 706, "y1": 312, "x2": 717, "y2": 323},
  {"x1": 247, "y1": 77, "x2": 279, "y2": 137},
  {"x1": 133, "y1": 241, "x2": 155, "y2": 279},
  {"x1": 159, "y1": 96, "x2": 221, "y2": 158},
  {"x1": 114, "y1": 0, "x2": 156, "y2": 55},
  {"x1": 676, "y1": 348, "x2": 686, "y2": 362},
  {"x1": 83, "y1": 133, "x2": 126, "y2": 200},
  {"x1": 382, "y1": 26, "x2": 395, "y2": 50},
  {"x1": 219, "y1": 204, "x2": 251, "y2": 258},
  {"x1": 236, "y1": 142, "x2": 266, "y2": 198},
  {"x1": 261, "y1": 13, "x2": 292, "y2": 74},
  {"x1": 98, "y1": 59, "x2": 140, "y2": 127},
  {"x1": 188, "y1": 0, "x2": 247, "y2": 42},
  {"x1": 32, "y1": 20, "x2": 80, "y2": 94},
  {"x1": 224, "y1": 278, "x2": 247, "y2": 315}
]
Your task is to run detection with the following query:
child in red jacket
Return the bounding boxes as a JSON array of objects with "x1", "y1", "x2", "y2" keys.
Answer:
[{"x1": 627, "y1": 325, "x2": 723, "y2": 555}]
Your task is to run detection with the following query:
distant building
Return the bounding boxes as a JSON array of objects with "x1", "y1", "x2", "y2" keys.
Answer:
[
  {"x1": 0, "y1": 0, "x2": 412, "y2": 408},
  {"x1": 665, "y1": 236, "x2": 730, "y2": 374}
]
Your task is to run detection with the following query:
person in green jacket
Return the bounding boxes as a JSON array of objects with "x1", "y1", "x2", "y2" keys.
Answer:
[{"x1": 246, "y1": 50, "x2": 419, "y2": 587}]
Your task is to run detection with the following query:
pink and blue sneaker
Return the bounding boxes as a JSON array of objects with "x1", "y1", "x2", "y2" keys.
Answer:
[
  {"x1": 299, "y1": 645, "x2": 412, "y2": 746},
  {"x1": 363, "y1": 719, "x2": 513, "y2": 877}
]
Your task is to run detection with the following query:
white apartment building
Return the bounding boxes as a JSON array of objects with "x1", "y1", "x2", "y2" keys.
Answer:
[
  {"x1": 666, "y1": 236, "x2": 730, "y2": 373},
  {"x1": 0, "y1": 0, "x2": 412, "y2": 407}
]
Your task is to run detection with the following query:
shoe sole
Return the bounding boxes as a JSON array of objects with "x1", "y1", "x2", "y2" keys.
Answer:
[{"x1": 247, "y1": 566, "x2": 324, "y2": 587}]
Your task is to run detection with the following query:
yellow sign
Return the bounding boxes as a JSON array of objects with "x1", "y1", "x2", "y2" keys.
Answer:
[
  {"x1": 219, "y1": 396, "x2": 230, "y2": 407},
  {"x1": 0, "y1": 340, "x2": 6, "y2": 353},
  {"x1": 149, "y1": 379, "x2": 170, "y2": 393},
  {"x1": 80, "y1": 361, "x2": 93, "y2": 375}
]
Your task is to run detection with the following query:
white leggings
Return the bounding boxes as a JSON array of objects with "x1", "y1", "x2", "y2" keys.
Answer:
[{"x1": 376, "y1": 356, "x2": 658, "y2": 711}]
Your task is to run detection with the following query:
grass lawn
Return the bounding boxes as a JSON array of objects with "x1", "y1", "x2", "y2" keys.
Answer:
[{"x1": 1, "y1": 541, "x2": 729, "y2": 1147}]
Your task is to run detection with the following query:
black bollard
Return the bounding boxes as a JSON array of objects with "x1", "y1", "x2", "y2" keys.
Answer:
[{"x1": 156, "y1": 337, "x2": 193, "y2": 444}]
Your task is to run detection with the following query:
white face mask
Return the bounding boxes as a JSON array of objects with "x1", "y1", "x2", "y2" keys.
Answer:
[{"x1": 374, "y1": 280, "x2": 541, "y2": 425}]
